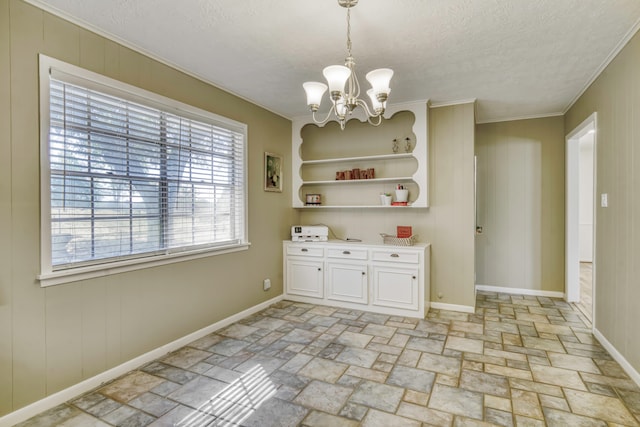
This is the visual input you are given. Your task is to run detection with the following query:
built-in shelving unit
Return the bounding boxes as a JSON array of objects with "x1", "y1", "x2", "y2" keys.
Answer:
[{"x1": 292, "y1": 101, "x2": 429, "y2": 209}]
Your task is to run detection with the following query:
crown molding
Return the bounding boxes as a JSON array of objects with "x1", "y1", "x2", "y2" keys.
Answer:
[
  {"x1": 476, "y1": 111, "x2": 564, "y2": 125},
  {"x1": 563, "y1": 15, "x2": 640, "y2": 114},
  {"x1": 429, "y1": 98, "x2": 477, "y2": 109}
]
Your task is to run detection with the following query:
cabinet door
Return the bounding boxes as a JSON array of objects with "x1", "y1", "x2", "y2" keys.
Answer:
[
  {"x1": 286, "y1": 259, "x2": 324, "y2": 298},
  {"x1": 327, "y1": 262, "x2": 368, "y2": 305},
  {"x1": 372, "y1": 265, "x2": 419, "y2": 310}
]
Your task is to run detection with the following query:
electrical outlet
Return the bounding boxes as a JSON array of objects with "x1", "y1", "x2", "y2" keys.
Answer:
[{"x1": 263, "y1": 278, "x2": 271, "y2": 291}]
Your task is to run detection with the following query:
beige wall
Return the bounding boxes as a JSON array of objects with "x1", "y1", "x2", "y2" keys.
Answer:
[
  {"x1": 475, "y1": 117, "x2": 565, "y2": 292},
  {"x1": 565, "y1": 30, "x2": 640, "y2": 373},
  {"x1": 0, "y1": 0, "x2": 293, "y2": 416},
  {"x1": 298, "y1": 103, "x2": 476, "y2": 309}
]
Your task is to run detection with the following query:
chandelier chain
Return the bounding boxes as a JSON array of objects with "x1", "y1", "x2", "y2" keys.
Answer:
[{"x1": 346, "y1": 6, "x2": 352, "y2": 56}]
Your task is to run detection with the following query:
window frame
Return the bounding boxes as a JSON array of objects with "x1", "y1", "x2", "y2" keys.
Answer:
[{"x1": 38, "y1": 55, "x2": 249, "y2": 287}]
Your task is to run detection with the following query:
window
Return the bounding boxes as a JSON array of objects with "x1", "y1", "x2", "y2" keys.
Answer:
[{"x1": 39, "y1": 55, "x2": 248, "y2": 286}]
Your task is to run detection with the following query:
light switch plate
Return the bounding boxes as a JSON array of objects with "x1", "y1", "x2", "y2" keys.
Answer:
[{"x1": 601, "y1": 193, "x2": 608, "y2": 208}]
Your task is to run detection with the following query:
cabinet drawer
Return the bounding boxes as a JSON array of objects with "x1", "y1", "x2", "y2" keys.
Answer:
[
  {"x1": 371, "y1": 249, "x2": 420, "y2": 264},
  {"x1": 286, "y1": 245, "x2": 324, "y2": 257},
  {"x1": 327, "y1": 248, "x2": 368, "y2": 260}
]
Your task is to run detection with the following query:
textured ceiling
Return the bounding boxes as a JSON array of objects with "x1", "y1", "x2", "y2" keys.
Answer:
[{"x1": 28, "y1": 0, "x2": 640, "y2": 123}]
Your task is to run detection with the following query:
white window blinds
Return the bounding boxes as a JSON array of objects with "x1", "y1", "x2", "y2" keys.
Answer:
[{"x1": 46, "y1": 68, "x2": 247, "y2": 270}]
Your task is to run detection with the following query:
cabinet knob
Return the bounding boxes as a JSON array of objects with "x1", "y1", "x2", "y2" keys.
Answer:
[
  {"x1": 301, "y1": 248, "x2": 308, "y2": 252},
  {"x1": 412, "y1": 275, "x2": 417, "y2": 279},
  {"x1": 362, "y1": 271, "x2": 366, "y2": 276},
  {"x1": 390, "y1": 253, "x2": 400, "y2": 258},
  {"x1": 343, "y1": 250, "x2": 351, "y2": 255},
  {"x1": 318, "y1": 268, "x2": 322, "y2": 271}
]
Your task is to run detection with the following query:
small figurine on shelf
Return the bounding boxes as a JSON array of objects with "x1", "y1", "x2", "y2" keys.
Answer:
[
  {"x1": 405, "y1": 137, "x2": 412, "y2": 153},
  {"x1": 392, "y1": 138, "x2": 399, "y2": 154}
]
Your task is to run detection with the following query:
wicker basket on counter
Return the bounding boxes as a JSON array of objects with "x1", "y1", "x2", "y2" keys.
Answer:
[{"x1": 380, "y1": 233, "x2": 417, "y2": 246}]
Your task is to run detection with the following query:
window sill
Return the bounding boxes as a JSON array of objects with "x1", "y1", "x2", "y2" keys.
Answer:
[{"x1": 38, "y1": 243, "x2": 251, "y2": 287}]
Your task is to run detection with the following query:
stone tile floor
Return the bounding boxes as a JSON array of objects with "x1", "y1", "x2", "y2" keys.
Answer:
[{"x1": 16, "y1": 291, "x2": 640, "y2": 426}]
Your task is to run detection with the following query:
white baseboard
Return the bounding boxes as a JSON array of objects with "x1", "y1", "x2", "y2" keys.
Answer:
[
  {"x1": 475, "y1": 284, "x2": 565, "y2": 299},
  {"x1": 593, "y1": 328, "x2": 640, "y2": 389},
  {"x1": 0, "y1": 295, "x2": 284, "y2": 427},
  {"x1": 429, "y1": 302, "x2": 476, "y2": 314}
]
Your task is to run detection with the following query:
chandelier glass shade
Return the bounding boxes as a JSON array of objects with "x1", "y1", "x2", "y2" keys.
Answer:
[{"x1": 302, "y1": 0, "x2": 393, "y2": 129}]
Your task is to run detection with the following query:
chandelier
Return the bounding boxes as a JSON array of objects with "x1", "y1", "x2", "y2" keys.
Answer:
[{"x1": 303, "y1": 0, "x2": 393, "y2": 130}]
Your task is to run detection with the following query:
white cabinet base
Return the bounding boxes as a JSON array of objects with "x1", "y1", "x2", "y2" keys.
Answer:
[
  {"x1": 286, "y1": 259, "x2": 324, "y2": 299},
  {"x1": 327, "y1": 262, "x2": 368, "y2": 305},
  {"x1": 284, "y1": 241, "x2": 430, "y2": 318},
  {"x1": 372, "y1": 265, "x2": 420, "y2": 311}
]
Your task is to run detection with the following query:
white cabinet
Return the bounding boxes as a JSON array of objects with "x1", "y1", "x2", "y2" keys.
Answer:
[
  {"x1": 291, "y1": 101, "x2": 429, "y2": 208},
  {"x1": 286, "y1": 259, "x2": 324, "y2": 299},
  {"x1": 283, "y1": 241, "x2": 430, "y2": 318},
  {"x1": 284, "y1": 244, "x2": 324, "y2": 299},
  {"x1": 326, "y1": 262, "x2": 368, "y2": 305},
  {"x1": 372, "y1": 265, "x2": 420, "y2": 311}
]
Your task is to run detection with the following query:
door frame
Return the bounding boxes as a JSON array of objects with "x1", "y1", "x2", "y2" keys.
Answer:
[{"x1": 565, "y1": 113, "x2": 597, "y2": 322}]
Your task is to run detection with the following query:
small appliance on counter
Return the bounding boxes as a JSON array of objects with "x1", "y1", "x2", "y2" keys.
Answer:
[{"x1": 291, "y1": 225, "x2": 328, "y2": 242}]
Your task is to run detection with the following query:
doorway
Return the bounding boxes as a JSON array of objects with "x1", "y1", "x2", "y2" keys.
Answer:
[{"x1": 565, "y1": 113, "x2": 596, "y2": 323}]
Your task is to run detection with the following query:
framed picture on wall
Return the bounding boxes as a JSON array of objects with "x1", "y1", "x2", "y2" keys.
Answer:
[{"x1": 264, "y1": 152, "x2": 282, "y2": 192}]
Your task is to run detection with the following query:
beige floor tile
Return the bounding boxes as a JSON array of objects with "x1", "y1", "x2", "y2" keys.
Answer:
[
  {"x1": 515, "y1": 313, "x2": 550, "y2": 323},
  {"x1": 484, "y1": 363, "x2": 533, "y2": 381},
  {"x1": 534, "y1": 322, "x2": 573, "y2": 336},
  {"x1": 99, "y1": 371, "x2": 165, "y2": 403},
  {"x1": 344, "y1": 365, "x2": 388, "y2": 383},
  {"x1": 513, "y1": 414, "x2": 546, "y2": 426},
  {"x1": 580, "y1": 372, "x2": 639, "y2": 390},
  {"x1": 451, "y1": 320, "x2": 484, "y2": 335},
  {"x1": 417, "y1": 352, "x2": 462, "y2": 376},
  {"x1": 403, "y1": 389, "x2": 429, "y2": 406},
  {"x1": 484, "y1": 347, "x2": 528, "y2": 362},
  {"x1": 396, "y1": 402, "x2": 454, "y2": 426},
  {"x1": 542, "y1": 407, "x2": 608, "y2": 426},
  {"x1": 511, "y1": 389, "x2": 543, "y2": 419},
  {"x1": 428, "y1": 384, "x2": 483, "y2": 420},
  {"x1": 302, "y1": 410, "x2": 360, "y2": 427},
  {"x1": 388, "y1": 333, "x2": 410, "y2": 348},
  {"x1": 362, "y1": 323, "x2": 397, "y2": 338},
  {"x1": 530, "y1": 364, "x2": 587, "y2": 390},
  {"x1": 293, "y1": 380, "x2": 352, "y2": 414},
  {"x1": 594, "y1": 359, "x2": 631, "y2": 378},
  {"x1": 161, "y1": 347, "x2": 212, "y2": 370},
  {"x1": 361, "y1": 409, "x2": 421, "y2": 427},
  {"x1": 297, "y1": 357, "x2": 348, "y2": 383},
  {"x1": 521, "y1": 336, "x2": 566, "y2": 353},
  {"x1": 445, "y1": 336, "x2": 483, "y2": 354},
  {"x1": 509, "y1": 377, "x2": 564, "y2": 398},
  {"x1": 564, "y1": 389, "x2": 638, "y2": 425},
  {"x1": 538, "y1": 394, "x2": 570, "y2": 411},
  {"x1": 484, "y1": 395, "x2": 512, "y2": 412},
  {"x1": 547, "y1": 352, "x2": 600, "y2": 374},
  {"x1": 334, "y1": 330, "x2": 373, "y2": 348}
]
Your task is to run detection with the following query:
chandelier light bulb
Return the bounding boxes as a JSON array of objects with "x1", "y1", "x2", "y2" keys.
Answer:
[
  {"x1": 323, "y1": 65, "x2": 351, "y2": 98},
  {"x1": 303, "y1": 81, "x2": 328, "y2": 110},
  {"x1": 336, "y1": 96, "x2": 348, "y2": 117},
  {"x1": 367, "y1": 88, "x2": 384, "y2": 112},
  {"x1": 366, "y1": 68, "x2": 394, "y2": 98}
]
